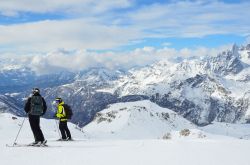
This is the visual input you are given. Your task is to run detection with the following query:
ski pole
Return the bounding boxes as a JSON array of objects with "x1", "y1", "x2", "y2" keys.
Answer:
[
  {"x1": 55, "y1": 119, "x2": 61, "y2": 138},
  {"x1": 52, "y1": 101, "x2": 61, "y2": 139},
  {"x1": 12, "y1": 116, "x2": 26, "y2": 146}
]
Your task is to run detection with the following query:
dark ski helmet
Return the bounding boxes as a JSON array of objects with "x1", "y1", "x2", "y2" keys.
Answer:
[{"x1": 32, "y1": 88, "x2": 40, "y2": 94}]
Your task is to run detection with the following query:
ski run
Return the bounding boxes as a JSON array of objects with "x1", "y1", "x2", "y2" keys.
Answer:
[{"x1": 2, "y1": 100, "x2": 250, "y2": 165}]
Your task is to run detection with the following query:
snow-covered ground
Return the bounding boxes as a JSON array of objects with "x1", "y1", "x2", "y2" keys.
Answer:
[
  {"x1": 82, "y1": 100, "x2": 196, "y2": 139},
  {"x1": 3, "y1": 138, "x2": 250, "y2": 165},
  {"x1": 2, "y1": 110, "x2": 250, "y2": 165}
]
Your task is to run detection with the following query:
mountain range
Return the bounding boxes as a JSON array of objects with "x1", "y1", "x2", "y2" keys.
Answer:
[{"x1": 0, "y1": 44, "x2": 250, "y2": 127}]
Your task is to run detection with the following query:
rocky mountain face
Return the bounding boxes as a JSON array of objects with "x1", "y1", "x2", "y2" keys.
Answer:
[
  {"x1": 0, "y1": 67, "x2": 35, "y2": 93},
  {"x1": 0, "y1": 67, "x2": 76, "y2": 93},
  {"x1": 0, "y1": 94, "x2": 24, "y2": 116},
  {"x1": 1, "y1": 44, "x2": 250, "y2": 127},
  {"x1": 42, "y1": 68, "x2": 148, "y2": 126},
  {"x1": 111, "y1": 44, "x2": 250, "y2": 125}
]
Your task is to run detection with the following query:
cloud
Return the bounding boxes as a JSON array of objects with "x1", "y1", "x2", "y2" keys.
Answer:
[
  {"x1": 162, "y1": 42, "x2": 172, "y2": 47},
  {"x1": 0, "y1": 0, "x2": 132, "y2": 16},
  {"x1": 125, "y1": 1, "x2": 250, "y2": 38},
  {"x1": 0, "y1": 19, "x2": 141, "y2": 52},
  {"x1": 0, "y1": 0, "x2": 249, "y2": 54},
  {"x1": 245, "y1": 35, "x2": 250, "y2": 44},
  {"x1": 0, "y1": 44, "x2": 233, "y2": 75}
]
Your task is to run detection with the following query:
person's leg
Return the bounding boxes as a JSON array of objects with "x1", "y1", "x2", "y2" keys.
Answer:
[
  {"x1": 64, "y1": 121, "x2": 71, "y2": 139},
  {"x1": 29, "y1": 115, "x2": 39, "y2": 142},
  {"x1": 30, "y1": 115, "x2": 45, "y2": 142},
  {"x1": 36, "y1": 116, "x2": 45, "y2": 142},
  {"x1": 59, "y1": 121, "x2": 67, "y2": 139}
]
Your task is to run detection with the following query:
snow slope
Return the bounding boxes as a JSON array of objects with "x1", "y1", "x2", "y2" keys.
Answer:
[
  {"x1": 1, "y1": 113, "x2": 250, "y2": 165},
  {"x1": 82, "y1": 100, "x2": 196, "y2": 139},
  {"x1": 82, "y1": 100, "x2": 250, "y2": 140},
  {"x1": 202, "y1": 122, "x2": 250, "y2": 139},
  {"x1": 0, "y1": 113, "x2": 85, "y2": 145}
]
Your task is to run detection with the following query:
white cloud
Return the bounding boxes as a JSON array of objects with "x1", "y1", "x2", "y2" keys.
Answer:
[
  {"x1": 0, "y1": 19, "x2": 141, "y2": 53},
  {"x1": 0, "y1": 0, "x2": 132, "y2": 16},
  {"x1": 0, "y1": 0, "x2": 249, "y2": 54},
  {"x1": 162, "y1": 42, "x2": 172, "y2": 47},
  {"x1": 0, "y1": 45, "x2": 233, "y2": 75},
  {"x1": 245, "y1": 35, "x2": 250, "y2": 45},
  {"x1": 126, "y1": 1, "x2": 250, "y2": 38}
]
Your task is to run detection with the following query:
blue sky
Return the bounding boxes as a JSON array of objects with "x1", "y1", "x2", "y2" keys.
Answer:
[
  {"x1": 0, "y1": 0, "x2": 249, "y2": 53},
  {"x1": 0, "y1": 0, "x2": 250, "y2": 74}
]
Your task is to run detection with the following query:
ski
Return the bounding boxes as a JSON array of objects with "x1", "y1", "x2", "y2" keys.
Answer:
[
  {"x1": 52, "y1": 139, "x2": 85, "y2": 142},
  {"x1": 56, "y1": 139, "x2": 74, "y2": 142},
  {"x1": 6, "y1": 143, "x2": 49, "y2": 147}
]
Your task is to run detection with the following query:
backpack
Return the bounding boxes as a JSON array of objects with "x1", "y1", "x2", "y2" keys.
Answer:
[
  {"x1": 63, "y1": 104, "x2": 73, "y2": 119},
  {"x1": 30, "y1": 96, "x2": 44, "y2": 116}
]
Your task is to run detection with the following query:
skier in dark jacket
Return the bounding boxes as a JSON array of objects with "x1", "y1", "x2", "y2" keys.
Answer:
[{"x1": 24, "y1": 88, "x2": 47, "y2": 145}]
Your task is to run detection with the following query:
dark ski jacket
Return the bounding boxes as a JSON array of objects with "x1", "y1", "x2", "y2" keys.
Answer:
[{"x1": 24, "y1": 93, "x2": 47, "y2": 115}]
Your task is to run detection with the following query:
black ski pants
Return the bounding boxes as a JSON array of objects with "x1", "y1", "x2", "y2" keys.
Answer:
[
  {"x1": 28, "y1": 115, "x2": 45, "y2": 142},
  {"x1": 59, "y1": 121, "x2": 71, "y2": 139}
]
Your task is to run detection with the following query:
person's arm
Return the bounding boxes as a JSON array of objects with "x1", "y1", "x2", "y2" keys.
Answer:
[
  {"x1": 42, "y1": 97, "x2": 47, "y2": 115},
  {"x1": 56, "y1": 106, "x2": 64, "y2": 118},
  {"x1": 24, "y1": 98, "x2": 31, "y2": 114}
]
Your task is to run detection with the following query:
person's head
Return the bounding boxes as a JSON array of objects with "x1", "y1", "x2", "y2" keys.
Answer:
[
  {"x1": 32, "y1": 88, "x2": 40, "y2": 95},
  {"x1": 55, "y1": 97, "x2": 63, "y2": 105}
]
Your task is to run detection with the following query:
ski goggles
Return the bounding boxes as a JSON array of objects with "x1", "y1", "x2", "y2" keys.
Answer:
[{"x1": 55, "y1": 98, "x2": 62, "y2": 103}]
